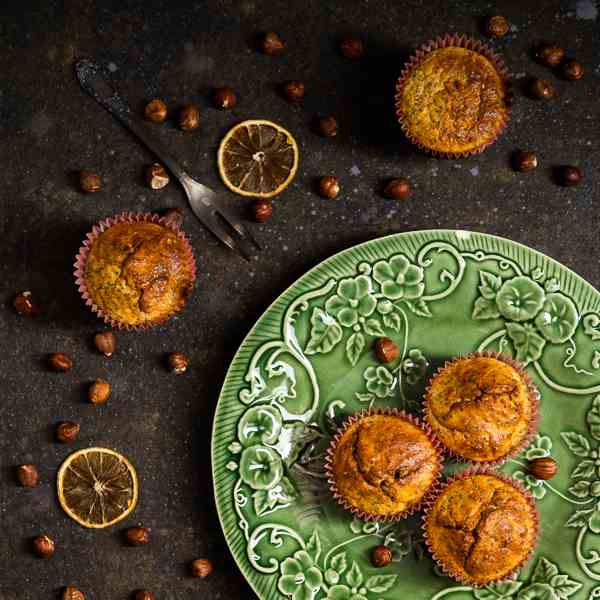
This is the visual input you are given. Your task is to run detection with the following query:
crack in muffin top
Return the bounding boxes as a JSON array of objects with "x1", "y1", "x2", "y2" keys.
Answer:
[
  {"x1": 426, "y1": 356, "x2": 535, "y2": 463},
  {"x1": 425, "y1": 473, "x2": 537, "y2": 585},
  {"x1": 331, "y1": 414, "x2": 440, "y2": 518},
  {"x1": 398, "y1": 47, "x2": 508, "y2": 154}
]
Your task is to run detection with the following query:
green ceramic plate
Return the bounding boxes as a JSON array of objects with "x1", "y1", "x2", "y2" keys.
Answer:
[{"x1": 212, "y1": 230, "x2": 600, "y2": 600}]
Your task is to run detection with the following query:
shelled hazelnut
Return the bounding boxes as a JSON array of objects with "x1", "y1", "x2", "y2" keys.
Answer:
[
  {"x1": 513, "y1": 151, "x2": 538, "y2": 172},
  {"x1": 371, "y1": 545, "x2": 393, "y2": 567},
  {"x1": 213, "y1": 86, "x2": 237, "y2": 109},
  {"x1": 145, "y1": 163, "x2": 170, "y2": 189},
  {"x1": 536, "y1": 44, "x2": 565, "y2": 67},
  {"x1": 562, "y1": 59, "x2": 584, "y2": 81},
  {"x1": 339, "y1": 37, "x2": 364, "y2": 59},
  {"x1": 144, "y1": 99, "x2": 168, "y2": 123},
  {"x1": 56, "y1": 421, "x2": 80, "y2": 443},
  {"x1": 62, "y1": 587, "x2": 85, "y2": 600},
  {"x1": 282, "y1": 81, "x2": 305, "y2": 103},
  {"x1": 179, "y1": 105, "x2": 200, "y2": 131},
  {"x1": 531, "y1": 79, "x2": 555, "y2": 100},
  {"x1": 168, "y1": 352, "x2": 189, "y2": 374},
  {"x1": 14, "y1": 290, "x2": 39, "y2": 317},
  {"x1": 94, "y1": 331, "x2": 116, "y2": 357},
  {"x1": 79, "y1": 171, "x2": 101, "y2": 193},
  {"x1": 88, "y1": 379, "x2": 110, "y2": 404},
  {"x1": 318, "y1": 176, "x2": 340, "y2": 199},
  {"x1": 17, "y1": 464, "x2": 39, "y2": 487},
  {"x1": 558, "y1": 165, "x2": 583, "y2": 187},
  {"x1": 259, "y1": 31, "x2": 284, "y2": 55},
  {"x1": 485, "y1": 15, "x2": 509, "y2": 38},
  {"x1": 125, "y1": 526, "x2": 151, "y2": 546},
  {"x1": 48, "y1": 352, "x2": 73, "y2": 372},
  {"x1": 383, "y1": 177, "x2": 411, "y2": 200},
  {"x1": 316, "y1": 116, "x2": 338, "y2": 137},
  {"x1": 374, "y1": 337, "x2": 399, "y2": 363},
  {"x1": 191, "y1": 558, "x2": 213, "y2": 578},
  {"x1": 528, "y1": 457, "x2": 558, "y2": 480},
  {"x1": 253, "y1": 199, "x2": 273, "y2": 222},
  {"x1": 33, "y1": 534, "x2": 55, "y2": 558}
]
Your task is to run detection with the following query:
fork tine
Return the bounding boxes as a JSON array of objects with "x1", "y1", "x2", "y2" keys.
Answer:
[
  {"x1": 196, "y1": 208, "x2": 253, "y2": 261},
  {"x1": 215, "y1": 208, "x2": 262, "y2": 251}
]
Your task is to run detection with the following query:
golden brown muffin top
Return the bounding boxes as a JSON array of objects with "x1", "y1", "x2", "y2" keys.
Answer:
[
  {"x1": 84, "y1": 221, "x2": 194, "y2": 326},
  {"x1": 425, "y1": 473, "x2": 537, "y2": 585},
  {"x1": 398, "y1": 47, "x2": 508, "y2": 154},
  {"x1": 331, "y1": 414, "x2": 440, "y2": 518},
  {"x1": 426, "y1": 356, "x2": 534, "y2": 463}
]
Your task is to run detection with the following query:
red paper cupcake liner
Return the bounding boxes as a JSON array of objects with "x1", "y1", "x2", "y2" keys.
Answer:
[
  {"x1": 422, "y1": 467, "x2": 540, "y2": 587},
  {"x1": 324, "y1": 407, "x2": 445, "y2": 523},
  {"x1": 73, "y1": 211, "x2": 197, "y2": 330},
  {"x1": 394, "y1": 33, "x2": 512, "y2": 158},
  {"x1": 424, "y1": 351, "x2": 540, "y2": 467}
]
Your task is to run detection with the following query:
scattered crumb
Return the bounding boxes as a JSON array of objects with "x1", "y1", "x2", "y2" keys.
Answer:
[
  {"x1": 107, "y1": 62, "x2": 118, "y2": 72},
  {"x1": 469, "y1": 167, "x2": 480, "y2": 177},
  {"x1": 350, "y1": 165, "x2": 361, "y2": 176}
]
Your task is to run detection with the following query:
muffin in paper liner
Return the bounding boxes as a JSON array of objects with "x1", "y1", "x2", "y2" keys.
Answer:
[
  {"x1": 74, "y1": 211, "x2": 197, "y2": 330},
  {"x1": 395, "y1": 33, "x2": 512, "y2": 158},
  {"x1": 324, "y1": 407, "x2": 444, "y2": 523},
  {"x1": 424, "y1": 352, "x2": 540, "y2": 467},
  {"x1": 422, "y1": 468, "x2": 539, "y2": 587}
]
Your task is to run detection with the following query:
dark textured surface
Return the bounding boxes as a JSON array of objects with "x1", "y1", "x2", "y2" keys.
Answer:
[{"x1": 0, "y1": 1, "x2": 598, "y2": 598}]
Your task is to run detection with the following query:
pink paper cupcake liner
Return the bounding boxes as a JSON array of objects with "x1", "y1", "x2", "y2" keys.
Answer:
[
  {"x1": 395, "y1": 33, "x2": 512, "y2": 158},
  {"x1": 74, "y1": 211, "x2": 197, "y2": 330},
  {"x1": 424, "y1": 351, "x2": 540, "y2": 467},
  {"x1": 324, "y1": 407, "x2": 445, "y2": 523},
  {"x1": 422, "y1": 467, "x2": 540, "y2": 587}
]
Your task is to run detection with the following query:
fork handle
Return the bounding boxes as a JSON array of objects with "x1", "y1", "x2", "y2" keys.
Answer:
[{"x1": 75, "y1": 59, "x2": 189, "y2": 183}]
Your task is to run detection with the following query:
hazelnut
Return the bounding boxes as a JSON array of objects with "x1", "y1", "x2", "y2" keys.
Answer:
[
  {"x1": 191, "y1": 558, "x2": 213, "y2": 578},
  {"x1": 168, "y1": 352, "x2": 189, "y2": 374},
  {"x1": 383, "y1": 177, "x2": 411, "y2": 200},
  {"x1": 316, "y1": 115, "x2": 338, "y2": 137},
  {"x1": 48, "y1": 352, "x2": 73, "y2": 372},
  {"x1": 259, "y1": 31, "x2": 284, "y2": 55},
  {"x1": 144, "y1": 99, "x2": 168, "y2": 123},
  {"x1": 145, "y1": 163, "x2": 170, "y2": 190},
  {"x1": 318, "y1": 176, "x2": 340, "y2": 199},
  {"x1": 88, "y1": 379, "x2": 110, "y2": 404},
  {"x1": 56, "y1": 421, "x2": 80, "y2": 444},
  {"x1": 339, "y1": 37, "x2": 364, "y2": 60},
  {"x1": 562, "y1": 59, "x2": 584, "y2": 81},
  {"x1": 530, "y1": 79, "x2": 555, "y2": 100},
  {"x1": 17, "y1": 464, "x2": 39, "y2": 487},
  {"x1": 282, "y1": 80, "x2": 305, "y2": 103},
  {"x1": 125, "y1": 526, "x2": 151, "y2": 546},
  {"x1": 163, "y1": 207, "x2": 184, "y2": 229},
  {"x1": 253, "y1": 199, "x2": 273, "y2": 223},
  {"x1": 371, "y1": 545, "x2": 393, "y2": 568},
  {"x1": 485, "y1": 15, "x2": 509, "y2": 38},
  {"x1": 179, "y1": 104, "x2": 200, "y2": 131},
  {"x1": 536, "y1": 44, "x2": 565, "y2": 67},
  {"x1": 62, "y1": 587, "x2": 85, "y2": 600},
  {"x1": 32, "y1": 534, "x2": 55, "y2": 558},
  {"x1": 94, "y1": 331, "x2": 116, "y2": 357},
  {"x1": 558, "y1": 165, "x2": 583, "y2": 187},
  {"x1": 528, "y1": 456, "x2": 558, "y2": 480},
  {"x1": 374, "y1": 337, "x2": 399, "y2": 363},
  {"x1": 213, "y1": 86, "x2": 237, "y2": 109},
  {"x1": 14, "y1": 290, "x2": 40, "y2": 317},
  {"x1": 134, "y1": 592, "x2": 155, "y2": 600},
  {"x1": 79, "y1": 171, "x2": 101, "y2": 193},
  {"x1": 513, "y1": 151, "x2": 538, "y2": 172}
]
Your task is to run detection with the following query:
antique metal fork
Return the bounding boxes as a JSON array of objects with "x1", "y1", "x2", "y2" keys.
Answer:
[{"x1": 75, "y1": 59, "x2": 260, "y2": 261}]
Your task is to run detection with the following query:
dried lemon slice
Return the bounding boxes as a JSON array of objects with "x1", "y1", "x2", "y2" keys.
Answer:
[
  {"x1": 218, "y1": 119, "x2": 299, "y2": 198},
  {"x1": 57, "y1": 447, "x2": 138, "y2": 529}
]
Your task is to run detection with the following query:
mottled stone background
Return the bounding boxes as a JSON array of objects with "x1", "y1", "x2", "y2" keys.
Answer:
[{"x1": 0, "y1": 0, "x2": 598, "y2": 598}]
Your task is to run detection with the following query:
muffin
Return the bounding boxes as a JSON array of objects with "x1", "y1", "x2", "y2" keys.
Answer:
[
  {"x1": 424, "y1": 470, "x2": 538, "y2": 586},
  {"x1": 75, "y1": 212, "x2": 196, "y2": 329},
  {"x1": 425, "y1": 353, "x2": 538, "y2": 464},
  {"x1": 395, "y1": 34, "x2": 511, "y2": 157},
  {"x1": 325, "y1": 409, "x2": 442, "y2": 521}
]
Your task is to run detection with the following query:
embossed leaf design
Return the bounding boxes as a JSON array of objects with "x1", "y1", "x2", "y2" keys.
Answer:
[
  {"x1": 506, "y1": 322, "x2": 546, "y2": 365},
  {"x1": 237, "y1": 405, "x2": 283, "y2": 447},
  {"x1": 365, "y1": 574, "x2": 397, "y2": 593},
  {"x1": 565, "y1": 508, "x2": 594, "y2": 528},
  {"x1": 345, "y1": 561, "x2": 363, "y2": 588},
  {"x1": 549, "y1": 573, "x2": 583, "y2": 598},
  {"x1": 583, "y1": 314, "x2": 600, "y2": 341},
  {"x1": 572, "y1": 459, "x2": 596, "y2": 478},
  {"x1": 531, "y1": 557, "x2": 559, "y2": 583},
  {"x1": 306, "y1": 308, "x2": 342, "y2": 355},
  {"x1": 330, "y1": 552, "x2": 348, "y2": 575},
  {"x1": 346, "y1": 332, "x2": 365, "y2": 366},
  {"x1": 239, "y1": 445, "x2": 283, "y2": 491},
  {"x1": 306, "y1": 529, "x2": 322, "y2": 562},
  {"x1": 524, "y1": 434, "x2": 553, "y2": 460},
  {"x1": 252, "y1": 476, "x2": 296, "y2": 516},
  {"x1": 383, "y1": 312, "x2": 401, "y2": 332},
  {"x1": 363, "y1": 318, "x2": 385, "y2": 337},
  {"x1": 534, "y1": 293, "x2": 579, "y2": 344},
  {"x1": 472, "y1": 296, "x2": 501, "y2": 320},
  {"x1": 355, "y1": 392, "x2": 375, "y2": 404},
  {"x1": 561, "y1": 432, "x2": 591, "y2": 457},
  {"x1": 587, "y1": 395, "x2": 600, "y2": 441},
  {"x1": 568, "y1": 481, "x2": 591, "y2": 499},
  {"x1": 478, "y1": 270, "x2": 503, "y2": 300},
  {"x1": 403, "y1": 298, "x2": 432, "y2": 317},
  {"x1": 516, "y1": 582, "x2": 559, "y2": 600},
  {"x1": 496, "y1": 276, "x2": 545, "y2": 322},
  {"x1": 544, "y1": 278, "x2": 560, "y2": 293}
]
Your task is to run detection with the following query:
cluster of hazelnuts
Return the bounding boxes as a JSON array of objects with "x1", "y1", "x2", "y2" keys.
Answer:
[{"x1": 530, "y1": 42, "x2": 584, "y2": 102}]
